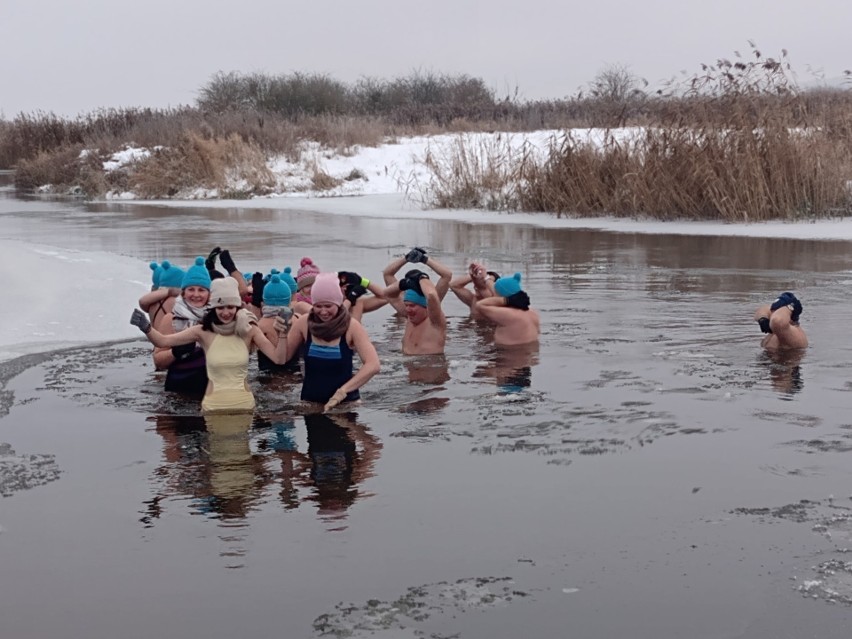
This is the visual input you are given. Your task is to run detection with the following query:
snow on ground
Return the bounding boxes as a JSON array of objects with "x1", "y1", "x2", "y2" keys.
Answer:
[{"x1": 95, "y1": 128, "x2": 852, "y2": 240}]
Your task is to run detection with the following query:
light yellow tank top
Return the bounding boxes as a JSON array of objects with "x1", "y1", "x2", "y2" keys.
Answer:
[{"x1": 201, "y1": 333, "x2": 255, "y2": 414}]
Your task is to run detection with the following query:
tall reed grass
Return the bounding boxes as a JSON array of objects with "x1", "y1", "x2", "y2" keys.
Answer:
[
  {"x1": 424, "y1": 48, "x2": 852, "y2": 220},
  {"x1": 3, "y1": 56, "x2": 851, "y2": 217}
]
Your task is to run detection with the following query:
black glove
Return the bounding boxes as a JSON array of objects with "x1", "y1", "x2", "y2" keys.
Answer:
[
  {"x1": 251, "y1": 272, "x2": 265, "y2": 308},
  {"x1": 130, "y1": 308, "x2": 152, "y2": 333},
  {"x1": 399, "y1": 269, "x2": 428, "y2": 295},
  {"x1": 171, "y1": 343, "x2": 196, "y2": 361},
  {"x1": 338, "y1": 271, "x2": 363, "y2": 287},
  {"x1": 757, "y1": 317, "x2": 772, "y2": 334},
  {"x1": 405, "y1": 247, "x2": 428, "y2": 264},
  {"x1": 346, "y1": 285, "x2": 368, "y2": 305},
  {"x1": 505, "y1": 291, "x2": 531, "y2": 310},
  {"x1": 219, "y1": 249, "x2": 237, "y2": 275},
  {"x1": 205, "y1": 246, "x2": 221, "y2": 271}
]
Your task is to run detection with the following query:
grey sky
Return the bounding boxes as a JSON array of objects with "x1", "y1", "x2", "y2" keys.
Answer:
[{"x1": 1, "y1": 0, "x2": 849, "y2": 118}]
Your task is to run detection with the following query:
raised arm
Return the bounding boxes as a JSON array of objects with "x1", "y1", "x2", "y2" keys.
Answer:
[
  {"x1": 420, "y1": 278, "x2": 446, "y2": 327},
  {"x1": 218, "y1": 250, "x2": 248, "y2": 299},
  {"x1": 474, "y1": 296, "x2": 514, "y2": 326},
  {"x1": 379, "y1": 276, "x2": 407, "y2": 314},
  {"x1": 450, "y1": 271, "x2": 475, "y2": 307},
  {"x1": 382, "y1": 255, "x2": 407, "y2": 286},
  {"x1": 423, "y1": 256, "x2": 453, "y2": 300},
  {"x1": 138, "y1": 287, "x2": 178, "y2": 313}
]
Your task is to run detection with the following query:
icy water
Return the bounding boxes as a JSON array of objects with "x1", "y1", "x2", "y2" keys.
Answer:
[{"x1": 2, "y1": 186, "x2": 852, "y2": 638}]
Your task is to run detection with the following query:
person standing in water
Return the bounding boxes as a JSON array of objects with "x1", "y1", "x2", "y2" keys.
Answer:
[
  {"x1": 754, "y1": 291, "x2": 808, "y2": 350},
  {"x1": 450, "y1": 262, "x2": 500, "y2": 318},
  {"x1": 131, "y1": 277, "x2": 289, "y2": 414},
  {"x1": 381, "y1": 247, "x2": 453, "y2": 355},
  {"x1": 255, "y1": 274, "x2": 300, "y2": 372},
  {"x1": 275, "y1": 272, "x2": 380, "y2": 412},
  {"x1": 475, "y1": 272, "x2": 540, "y2": 346}
]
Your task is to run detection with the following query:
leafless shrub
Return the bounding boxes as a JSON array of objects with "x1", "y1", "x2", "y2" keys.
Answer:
[
  {"x1": 422, "y1": 46, "x2": 852, "y2": 220},
  {"x1": 14, "y1": 145, "x2": 85, "y2": 192},
  {"x1": 130, "y1": 133, "x2": 274, "y2": 199},
  {"x1": 310, "y1": 168, "x2": 342, "y2": 191}
]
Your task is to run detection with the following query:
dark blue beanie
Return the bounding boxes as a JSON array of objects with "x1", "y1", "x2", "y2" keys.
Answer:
[
  {"x1": 158, "y1": 261, "x2": 186, "y2": 289},
  {"x1": 770, "y1": 291, "x2": 802, "y2": 323},
  {"x1": 182, "y1": 256, "x2": 212, "y2": 290}
]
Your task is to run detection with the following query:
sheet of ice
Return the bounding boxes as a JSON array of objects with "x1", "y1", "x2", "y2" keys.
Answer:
[{"x1": 0, "y1": 239, "x2": 148, "y2": 363}]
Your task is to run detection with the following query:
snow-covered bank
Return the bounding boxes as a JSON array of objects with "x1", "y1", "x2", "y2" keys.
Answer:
[{"x1": 91, "y1": 127, "x2": 852, "y2": 241}]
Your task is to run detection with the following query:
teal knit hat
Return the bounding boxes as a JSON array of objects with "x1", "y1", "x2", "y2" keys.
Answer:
[
  {"x1": 280, "y1": 266, "x2": 298, "y2": 294},
  {"x1": 158, "y1": 261, "x2": 185, "y2": 289},
  {"x1": 181, "y1": 256, "x2": 212, "y2": 290},
  {"x1": 403, "y1": 289, "x2": 428, "y2": 307},
  {"x1": 263, "y1": 274, "x2": 292, "y2": 306},
  {"x1": 149, "y1": 261, "x2": 162, "y2": 288},
  {"x1": 495, "y1": 272, "x2": 523, "y2": 297}
]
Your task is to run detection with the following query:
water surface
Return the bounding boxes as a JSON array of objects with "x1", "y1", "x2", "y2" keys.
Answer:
[{"x1": 1, "y1": 192, "x2": 852, "y2": 638}]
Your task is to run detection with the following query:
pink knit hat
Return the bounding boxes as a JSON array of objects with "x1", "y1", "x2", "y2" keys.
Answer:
[
  {"x1": 310, "y1": 272, "x2": 344, "y2": 306},
  {"x1": 296, "y1": 257, "x2": 320, "y2": 291}
]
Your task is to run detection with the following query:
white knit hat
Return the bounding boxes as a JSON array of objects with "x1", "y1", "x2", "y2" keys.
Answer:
[{"x1": 209, "y1": 277, "x2": 241, "y2": 308}]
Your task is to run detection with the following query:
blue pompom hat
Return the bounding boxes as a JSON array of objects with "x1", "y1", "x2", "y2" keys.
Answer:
[
  {"x1": 495, "y1": 272, "x2": 523, "y2": 297},
  {"x1": 263, "y1": 274, "x2": 292, "y2": 307},
  {"x1": 158, "y1": 261, "x2": 186, "y2": 289},
  {"x1": 181, "y1": 256, "x2": 212, "y2": 290},
  {"x1": 149, "y1": 261, "x2": 162, "y2": 288},
  {"x1": 280, "y1": 267, "x2": 299, "y2": 294}
]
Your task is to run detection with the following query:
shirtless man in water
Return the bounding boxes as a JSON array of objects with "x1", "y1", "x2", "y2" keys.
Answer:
[
  {"x1": 475, "y1": 272, "x2": 540, "y2": 346},
  {"x1": 754, "y1": 291, "x2": 808, "y2": 350},
  {"x1": 449, "y1": 262, "x2": 499, "y2": 319},
  {"x1": 382, "y1": 247, "x2": 452, "y2": 355}
]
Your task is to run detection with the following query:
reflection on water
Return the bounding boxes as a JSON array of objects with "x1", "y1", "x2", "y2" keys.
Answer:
[
  {"x1": 400, "y1": 354, "x2": 451, "y2": 415},
  {"x1": 144, "y1": 411, "x2": 381, "y2": 543},
  {"x1": 758, "y1": 349, "x2": 805, "y2": 398},
  {"x1": 473, "y1": 343, "x2": 539, "y2": 396}
]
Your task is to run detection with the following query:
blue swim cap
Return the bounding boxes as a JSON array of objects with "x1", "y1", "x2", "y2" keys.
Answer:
[{"x1": 403, "y1": 289, "x2": 427, "y2": 307}]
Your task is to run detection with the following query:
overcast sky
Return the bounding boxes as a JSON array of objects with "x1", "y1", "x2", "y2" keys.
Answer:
[{"x1": 1, "y1": 0, "x2": 849, "y2": 118}]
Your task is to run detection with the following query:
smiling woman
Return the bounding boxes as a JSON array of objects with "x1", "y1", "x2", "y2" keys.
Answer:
[
  {"x1": 129, "y1": 277, "x2": 291, "y2": 414},
  {"x1": 277, "y1": 272, "x2": 380, "y2": 412}
]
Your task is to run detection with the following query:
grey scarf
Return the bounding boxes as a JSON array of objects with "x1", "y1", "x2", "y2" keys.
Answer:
[{"x1": 172, "y1": 296, "x2": 208, "y2": 332}]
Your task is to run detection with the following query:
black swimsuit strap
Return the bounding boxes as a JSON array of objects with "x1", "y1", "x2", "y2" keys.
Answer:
[{"x1": 151, "y1": 300, "x2": 168, "y2": 326}]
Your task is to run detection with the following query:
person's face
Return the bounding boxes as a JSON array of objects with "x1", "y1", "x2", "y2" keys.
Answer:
[
  {"x1": 301, "y1": 284, "x2": 313, "y2": 298},
  {"x1": 404, "y1": 301, "x2": 427, "y2": 324},
  {"x1": 184, "y1": 286, "x2": 210, "y2": 308},
  {"x1": 313, "y1": 302, "x2": 339, "y2": 322},
  {"x1": 215, "y1": 305, "x2": 238, "y2": 322}
]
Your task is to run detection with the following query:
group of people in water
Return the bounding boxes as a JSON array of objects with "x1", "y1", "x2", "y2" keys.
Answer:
[
  {"x1": 129, "y1": 246, "x2": 541, "y2": 415},
  {"x1": 129, "y1": 245, "x2": 809, "y2": 416}
]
